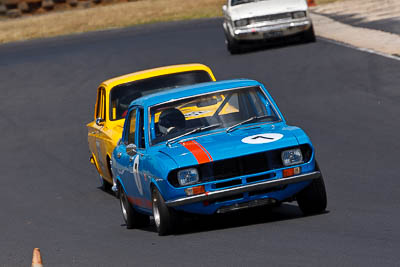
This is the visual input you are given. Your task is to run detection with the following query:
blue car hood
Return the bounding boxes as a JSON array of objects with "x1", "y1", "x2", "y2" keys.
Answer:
[{"x1": 158, "y1": 124, "x2": 300, "y2": 168}]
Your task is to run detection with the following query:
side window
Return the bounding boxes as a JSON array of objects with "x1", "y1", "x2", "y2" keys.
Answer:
[
  {"x1": 95, "y1": 87, "x2": 106, "y2": 120},
  {"x1": 127, "y1": 109, "x2": 137, "y2": 144},
  {"x1": 138, "y1": 109, "x2": 145, "y2": 149},
  {"x1": 95, "y1": 89, "x2": 101, "y2": 119}
]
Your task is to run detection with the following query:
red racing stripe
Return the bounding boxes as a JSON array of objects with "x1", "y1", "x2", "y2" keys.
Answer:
[
  {"x1": 192, "y1": 140, "x2": 213, "y2": 162},
  {"x1": 180, "y1": 140, "x2": 213, "y2": 164}
]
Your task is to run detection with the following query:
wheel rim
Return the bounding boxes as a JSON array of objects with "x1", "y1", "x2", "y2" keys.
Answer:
[
  {"x1": 98, "y1": 175, "x2": 104, "y2": 187},
  {"x1": 120, "y1": 193, "x2": 128, "y2": 222},
  {"x1": 152, "y1": 197, "x2": 160, "y2": 229}
]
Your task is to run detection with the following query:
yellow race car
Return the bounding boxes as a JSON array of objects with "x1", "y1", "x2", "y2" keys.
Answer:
[{"x1": 87, "y1": 64, "x2": 216, "y2": 190}]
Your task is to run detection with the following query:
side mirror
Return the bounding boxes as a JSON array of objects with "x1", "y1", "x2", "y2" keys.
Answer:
[
  {"x1": 126, "y1": 143, "x2": 137, "y2": 156},
  {"x1": 96, "y1": 117, "x2": 105, "y2": 126},
  {"x1": 222, "y1": 5, "x2": 227, "y2": 13}
]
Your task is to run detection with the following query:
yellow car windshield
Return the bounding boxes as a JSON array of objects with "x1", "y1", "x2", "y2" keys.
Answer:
[{"x1": 110, "y1": 70, "x2": 212, "y2": 121}]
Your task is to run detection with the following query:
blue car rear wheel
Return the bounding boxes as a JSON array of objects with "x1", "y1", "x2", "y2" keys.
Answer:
[{"x1": 119, "y1": 184, "x2": 150, "y2": 229}]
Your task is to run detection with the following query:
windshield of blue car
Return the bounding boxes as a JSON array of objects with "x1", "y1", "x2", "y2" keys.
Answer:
[
  {"x1": 109, "y1": 70, "x2": 212, "y2": 121},
  {"x1": 149, "y1": 86, "x2": 280, "y2": 145}
]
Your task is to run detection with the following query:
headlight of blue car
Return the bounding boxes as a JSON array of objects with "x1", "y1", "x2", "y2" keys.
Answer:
[
  {"x1": 177, "y1": 168, "x2": 199, "y2": 186},
  {"x1": 281, "y1": 148, "x2": 303, "y2": 166}
]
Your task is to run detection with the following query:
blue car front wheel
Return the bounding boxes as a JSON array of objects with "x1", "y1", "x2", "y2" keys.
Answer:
[
  {"x1": 152, "y1": 187, "x2": 179, "y2": 236},
  {"x1": 297, "y1": 176, "x2": 327, "y2": 215}
]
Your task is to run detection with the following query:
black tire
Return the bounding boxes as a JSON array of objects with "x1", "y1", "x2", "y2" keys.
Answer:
[
  {"x1": 99, "y1": 175, "x2": 112, "y2": 191},
  {"x1": 303, "y1": 25, "x2": 316, "y2": 43},
  {"x1": 119, "y1": 185, "x2": 150, "y2": 229},
  {"x1": 93, "y1": 154, "x2": 112, "y2": 191},
  {"x1": 227, "y1": 39, "x2": 241, "y2": 54},
  {"x1": 297, "y1": 175, "x2": 327, "y2": 215},
  {"x1": 152, "y1": 187, "x2": 178, "y2": 236},
  {"x1": 224, "y1": 30, "x2": 241, "y2": 54}
]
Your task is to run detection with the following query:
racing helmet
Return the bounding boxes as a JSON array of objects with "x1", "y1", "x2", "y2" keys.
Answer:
[{"x1": 158, "y1": 108, "x2": 186, "y2": 135}]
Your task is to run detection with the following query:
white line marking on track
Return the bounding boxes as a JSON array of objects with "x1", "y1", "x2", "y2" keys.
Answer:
[{"x1": 318, "y1": 37, "x2": 400, "y2": 62}]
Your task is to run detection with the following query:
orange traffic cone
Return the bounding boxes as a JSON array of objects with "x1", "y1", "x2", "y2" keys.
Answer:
[
  {"x1": 32, "y1": 248, "x2": 43, "y2": 267},
  {"x1": 307, "y1": 0, "x2": 316, "y2": 7}
]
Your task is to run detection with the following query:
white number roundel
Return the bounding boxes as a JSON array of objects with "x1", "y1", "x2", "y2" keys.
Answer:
[
  {"x1": 241, "y1": 133, "x2": 283, "y2": 144},
  {"x1": 133, "y1": 156, "x2": 143, "y2": 195}
]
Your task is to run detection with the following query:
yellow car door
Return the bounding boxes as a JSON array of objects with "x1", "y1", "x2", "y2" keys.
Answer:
[{"x1": 88, "y1": 87, "x2": 111, "y2": 184}]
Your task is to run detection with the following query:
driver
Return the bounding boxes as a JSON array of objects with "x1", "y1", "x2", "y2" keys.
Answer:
[{"x1": 158, "y1": 108, "x2": 186, "y2": 136}]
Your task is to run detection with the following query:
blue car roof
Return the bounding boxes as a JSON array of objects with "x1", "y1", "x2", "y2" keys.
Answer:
[{"x1": 130, "y1": 79, "x2": 262, "y2": 108}]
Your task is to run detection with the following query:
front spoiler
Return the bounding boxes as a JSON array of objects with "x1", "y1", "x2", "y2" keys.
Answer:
[{"x1": 165, "y1": 171, "x2": 321, "y2": 207}]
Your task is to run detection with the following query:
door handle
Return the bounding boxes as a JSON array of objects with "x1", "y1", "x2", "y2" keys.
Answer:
[{"x1": 117, "y1": 152, "x2": 122, "y2": 159}]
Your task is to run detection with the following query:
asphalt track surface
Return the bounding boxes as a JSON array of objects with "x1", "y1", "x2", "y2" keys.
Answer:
[{"x1": 1, "y1": 18, "x2": 400, "y2": 266}]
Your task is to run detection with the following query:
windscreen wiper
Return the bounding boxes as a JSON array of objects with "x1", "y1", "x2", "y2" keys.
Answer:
[
  {"x1": 166, "y1": 123, "x2": 222, "y2": 146},
  {"x1": 226, "y1": 115, "x2": 276, "y2": 133}
]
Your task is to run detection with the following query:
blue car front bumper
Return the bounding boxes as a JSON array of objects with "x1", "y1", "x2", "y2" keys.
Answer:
[{"x1": 165, "y1": 171, "x2": 320, "y2": 214}]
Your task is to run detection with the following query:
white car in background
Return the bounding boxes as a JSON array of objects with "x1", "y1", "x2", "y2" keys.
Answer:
[{"x1": 222, "y1": 0, "x2": 316, "y2": 54}]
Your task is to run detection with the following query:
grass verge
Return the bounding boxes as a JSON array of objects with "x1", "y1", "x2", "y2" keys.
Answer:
[
  {"x1": 0, "y1": 0, "x2": 341, "y2": 44},
  {"x1": 316, "y1": 0, "x2": 342, "y2": 4}
]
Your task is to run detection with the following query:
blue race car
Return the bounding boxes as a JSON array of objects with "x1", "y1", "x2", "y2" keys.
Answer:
[{"x1": 111, "y1": 79, "x2": 327, "y2": 235}]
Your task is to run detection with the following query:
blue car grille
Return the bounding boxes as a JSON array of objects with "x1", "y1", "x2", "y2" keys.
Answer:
[{"x1": 168, "y1": 145, "x2": 312, "y2": 187}]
